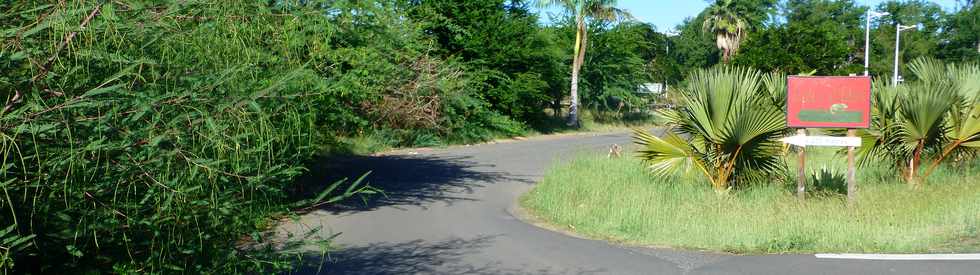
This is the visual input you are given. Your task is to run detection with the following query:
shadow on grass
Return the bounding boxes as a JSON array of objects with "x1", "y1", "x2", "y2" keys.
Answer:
[
  {"x1": 588, "y1": 110, "x2": 657, "y2": 125},
  {"x1": 293, "y1": 235, "x2": 603, "y2": 275},
  {"x1": 292, "y1": 154, "x2": 533, "y2": 215},
  {"x1": 527, "y1": 115, "x2": 579, "y2": 135},
  {"x1": 529, "y1": 110, "x2": 658, "y2": 135}
]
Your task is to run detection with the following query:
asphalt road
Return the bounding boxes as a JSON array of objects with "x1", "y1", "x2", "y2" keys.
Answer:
[{"x1": 278, "y1": 131, "x2": 980, "y2": 275}]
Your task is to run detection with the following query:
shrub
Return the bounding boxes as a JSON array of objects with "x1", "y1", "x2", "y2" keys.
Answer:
[
  {"x1": 0, "y1": 1, "x2": 361, "y2": 273},
  {"x1": 0, "y1": 1, "x2": 540, "y2": 272},
  {"x1": 857, "y1": 58, "x2": 980, "y2": 184},
  {"x1": 633, "y1": 66, "x2": 788, "y2": 191}
]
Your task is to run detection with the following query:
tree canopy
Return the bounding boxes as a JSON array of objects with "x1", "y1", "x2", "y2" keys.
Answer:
[{"x1": 664, "y1": 0, "x2": 978, "y2": 77}]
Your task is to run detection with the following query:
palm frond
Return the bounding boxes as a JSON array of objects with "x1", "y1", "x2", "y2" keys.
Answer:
[
  {"x1": 584, "y1": 0, "x2": 631, "y2": 21},
  {"x1": 538, "y1": 0, "x2": 629, "y2": 21},
  {"x1": 946, "y1": 62, "x2": 980, "y2": 145},
  {"x1": 761, "y1": 70, "x2": 787, "y2": 109},
  {"x1": 896, "y1": 67, "x2": 957, "y2": 146},
  {"x1": 534, "y1": 0, "x2": 575, "y2": 10},
  {"x1": 635, "y1": 66, "x2": 787, "y2": 190},
  {"x1": 920, "y1": 60, "x2": 980, "y2": 177},
  {"x1": 857, "y1": 78, "x2": 903, "y2": 166},
  {"x1": 633, "y1": 128, "x2": 708, "y2": 179}
]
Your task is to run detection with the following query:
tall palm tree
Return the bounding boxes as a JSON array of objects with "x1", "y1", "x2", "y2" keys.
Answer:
[
  {"x1": 702, "y1": 0, "x2": 749, "y2": 63},
  {"x1": 537, "y1": 0, "x2": 628, "y2": 127}
]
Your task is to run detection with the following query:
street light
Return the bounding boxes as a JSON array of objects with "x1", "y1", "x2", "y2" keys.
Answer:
[
  {"x1": 863, "y1": 10, "x2": 889, "y2": 76},
  {"x1": 893, "y1": 24, "x2": 918, "y2": 86},
  {"x1": 662, "y1": 31, "x2": 679, "y2": 92},
  {"x1": 663, "y1": 31, "x2": 679, "y2": 54}
]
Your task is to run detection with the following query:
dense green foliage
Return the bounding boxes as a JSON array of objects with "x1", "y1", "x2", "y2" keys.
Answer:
[
  {"x1": 938, "y1": 0, "x2": 980, "y2": 62},
  {"x1": 407, "y1": 1, "x2": 563, "y2": 123},
  {"x1": 735, "y1": 0, "x2": 864, "y2": 74},
  {"x1": 578, "y1": 21, "x2": 655, "y2": 109},
  {"x1": 661, "y1": 0, "x2": 980, "y2": 77},
  {"x1": 0, "y1": 0, "x2": 658, "y2": 273},
  {"x1": 1, "y1": 1, "x2": 386, "y2": 272}
]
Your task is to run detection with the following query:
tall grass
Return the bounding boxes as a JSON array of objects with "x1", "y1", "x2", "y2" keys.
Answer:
[
  {"x1": 0, "y1": 1, "x2": 376, "y2": 273},
  {"x1": 522, "y1": 149, "x2": 980, "y2": 253}
]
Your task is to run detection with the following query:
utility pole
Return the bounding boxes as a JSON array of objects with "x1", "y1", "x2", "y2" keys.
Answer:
[
  {"x1": 893, "y1": 24, "x2": 917, "y2": 87},
  {"x1": 864, "y1": 7, "x2": 888, "y2": 77}
]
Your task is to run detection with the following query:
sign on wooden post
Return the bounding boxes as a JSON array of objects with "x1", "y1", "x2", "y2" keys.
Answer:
[
  {"x1": 785, "y1": 76, "x2": 871, "y2": 205},
  {"x1": 795, "y1": 129, "x2": 806, "y2": 200},
  {"x1": 787, "y1": 76, "x2": 871, "y2": 129}
]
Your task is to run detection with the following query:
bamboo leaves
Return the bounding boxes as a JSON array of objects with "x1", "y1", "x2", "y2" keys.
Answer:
[
  {"x1": 0, "y1": 225, "x2": 33, "y2": 271},
  {"x1": 0, "y1": 1, "x2": 384, "y2": 273}
]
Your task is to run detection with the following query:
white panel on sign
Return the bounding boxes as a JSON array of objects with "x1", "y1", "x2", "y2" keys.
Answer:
[{"x1": 780, "y1": 135, "x2": 862, "y2": 147}]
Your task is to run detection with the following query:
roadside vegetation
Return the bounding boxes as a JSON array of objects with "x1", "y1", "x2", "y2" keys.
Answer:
[
  {"x1": 524, "y1": 57, "x2": 980, "y2": 253},
  {"x1": 334, "y1": 109, "x2": 662, "y2": 155},
  {"x1": 857, "y1": 59, "x2": 980, "y2": 185},
  {"x1": 2, "y1": 0, "x2": 978, "y2": 273},
  {"x1": 0, "y1": 0, "x2": 659, "y2": 273},
  {"x1": 522, "y1": 150, "x2": 980, "y2": 253}
]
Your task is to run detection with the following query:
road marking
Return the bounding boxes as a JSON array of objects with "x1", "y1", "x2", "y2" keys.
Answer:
[{"x1": 815, "y1": 254, "x2": 980, "y2": 260}]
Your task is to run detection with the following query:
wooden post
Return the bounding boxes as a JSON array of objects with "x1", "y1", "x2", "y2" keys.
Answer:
[
  {"x1": 796, "y1": 128, "x2": 806, "y2": 200},
  {"x1": 846, "y1": 129, "x2": 857, "y2": 206}
]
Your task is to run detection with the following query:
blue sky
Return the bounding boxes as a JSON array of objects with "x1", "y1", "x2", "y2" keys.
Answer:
[{"x1": 537, "y1": 0, "x2": 966, "y2": 32}]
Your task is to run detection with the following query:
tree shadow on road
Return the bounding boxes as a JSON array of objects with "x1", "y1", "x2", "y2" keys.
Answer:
[
  {"x1": 293, "y1": 154, "x2": 533, "y2": 215},
  {"x1": 292, "y1": 235, "x2": 604, "y2": 275}
]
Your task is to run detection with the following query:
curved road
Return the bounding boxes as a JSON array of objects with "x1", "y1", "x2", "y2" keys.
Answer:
[{"x1": 280, "y1": 132, "x2": 979, "y2": 275}]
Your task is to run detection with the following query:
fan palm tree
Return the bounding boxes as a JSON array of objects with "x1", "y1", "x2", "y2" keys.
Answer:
[
  {"x1": 921, "y1": 60, "x2": 980, "y2": 178},
  {"x1": 895, "y1": 79, "x2": 956, "y2": 184},
  {"x1": 856, "y1": 58, "x2": 974, "y2": 185},
  {"x1": 702, "y1": 0, "x2": 749, "y2": 63},
  {"x1": 634, "y1": 67, "x2": 787, "y2": 191},
  {"x1": 537, "y1": 0, "x2": 629, "y2": 127}
]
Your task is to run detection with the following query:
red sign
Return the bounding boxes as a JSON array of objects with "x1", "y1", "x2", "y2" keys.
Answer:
[{"x1": 786, "y1": 76, "x2": 871, "y2": 128}]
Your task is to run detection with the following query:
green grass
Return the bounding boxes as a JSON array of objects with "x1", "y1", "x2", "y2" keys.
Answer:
[
  {"x1": 576, "y1": 110, "x2": 663, "y2": 133},
  {"x1": 521, "y1": 148, "x2": 980, "y2": 254},
  {"x1": 796, "y1": 110, "x2": 864, "y2": 123},
  {"x1": 530, "y1": 109, "x2": 663, "y2": 134}
]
